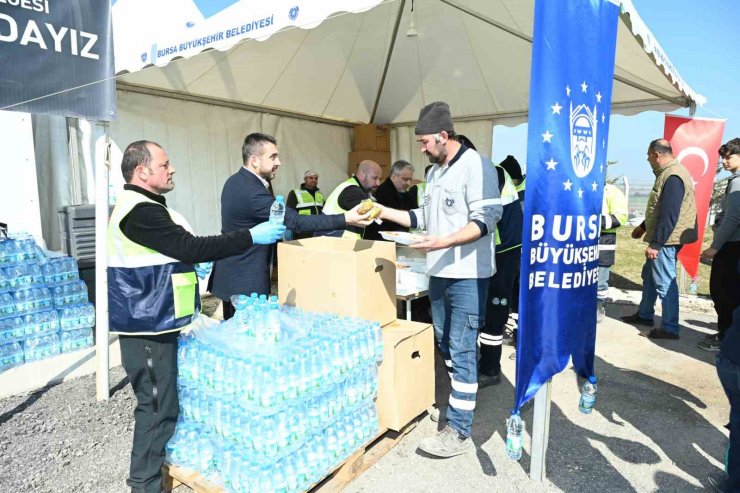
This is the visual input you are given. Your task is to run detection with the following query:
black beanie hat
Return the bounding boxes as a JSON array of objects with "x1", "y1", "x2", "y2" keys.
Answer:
[
  {"x1": 499, "y1": 155, "x2": 523, "y2": 180},
  {"x1": 415, "y1": 101, "x2": 454, "y2": 135}
]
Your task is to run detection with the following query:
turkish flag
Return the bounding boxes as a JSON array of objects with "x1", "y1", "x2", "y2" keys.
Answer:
[{"x1": 663, "y1": 115, "x2": 726, "y2": 278}]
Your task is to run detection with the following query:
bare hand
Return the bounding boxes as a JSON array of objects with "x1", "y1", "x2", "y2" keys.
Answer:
[
  {"x1": 701, "y1": 247, "x2": 718, "y2": 260},
  {"x1": 631, "y1": 226, "x2": 645, "y2": 239},
  {"x1": 410, "y1": 235, "x2": 454, "y2": 252},
  {"x1": 645, "y1": 246, "x2": 659, "y2": 260},
  {"x1": 344, "y1": 204, "x2": 372, "y2": 227}
]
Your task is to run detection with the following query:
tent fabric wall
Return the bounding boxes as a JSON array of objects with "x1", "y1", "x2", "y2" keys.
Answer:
[
  {"x1": 33, "y1": 116, "x2": 90, "y2": 251},
  {"x1": 391, "y1": 120, "x2": 493, "y2": 178},
  {"x1": 109, "y1": 91, "x2": 353, "y2": 236}
]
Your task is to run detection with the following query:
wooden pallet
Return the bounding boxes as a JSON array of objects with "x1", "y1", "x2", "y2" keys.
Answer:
[{"x1": 163, "y1": 416, "x2": 420, "y2": 493}]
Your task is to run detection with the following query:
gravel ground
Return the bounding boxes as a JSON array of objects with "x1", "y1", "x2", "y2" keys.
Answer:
[{"x1": 0, "y1": 294, "x2": 727, "y2": 492}]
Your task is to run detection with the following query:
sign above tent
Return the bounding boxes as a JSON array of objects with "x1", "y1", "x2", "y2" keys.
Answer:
[
  {"x1": 0, "y1": 1, "x2": 116, "y2": 121},
  {"x1": 113, "y1": 0, "x2": 384, "y2": 74},
  {"x1": 112, "y1": 0, "x2": 705, "y2": 126}
]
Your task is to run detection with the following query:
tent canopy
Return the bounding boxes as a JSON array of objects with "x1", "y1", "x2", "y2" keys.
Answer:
[{"x1": 113, "y1": 0, "x2": 705, "y2": 127}]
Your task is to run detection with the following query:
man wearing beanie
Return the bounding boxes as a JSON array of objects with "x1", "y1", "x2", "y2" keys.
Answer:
[
  {"x1": 499, "y1": 154, "x2": 526, "y2": 203},
  {"x1": 378, "y1": 101, "x2": 502, "y2": 457}
]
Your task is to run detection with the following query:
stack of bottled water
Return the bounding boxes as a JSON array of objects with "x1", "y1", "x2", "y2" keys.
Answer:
[
  {"x1": 0, "y1": 234, "x2": 95, "y2": 372},
  {"x1": 167, "y1": 294, "x2": 384, "y2": 492}
]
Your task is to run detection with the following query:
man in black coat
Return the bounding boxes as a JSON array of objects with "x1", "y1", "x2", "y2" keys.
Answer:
[
  {"x1": 210, "y1": 133, "x2": 370, "y2": 319},
  {"x1": 374, "y1": 160, "x2": 417, "y2": 235}
]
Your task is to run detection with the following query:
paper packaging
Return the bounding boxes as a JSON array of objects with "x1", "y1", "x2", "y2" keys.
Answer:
[
  {"x1": 396, "y1": 245, "x2": 429, "y2": 293},
  {"x1": 278, "y1": 237, "x2": 396, "y2": 326},
  {"x1": 353, "y1": 124, "x2": 390, "y2": 152},
  {"x1": 376, "y1": 319, "x2": 435, "y2": 431},
  {"x1": 349, "y1": 150, "x2": 391, "y2": 180}
]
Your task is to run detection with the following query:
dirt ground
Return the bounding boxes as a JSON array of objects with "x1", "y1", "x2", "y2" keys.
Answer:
[{"x1": 0, "y1": 292, "x2": 728, "y2": 492}]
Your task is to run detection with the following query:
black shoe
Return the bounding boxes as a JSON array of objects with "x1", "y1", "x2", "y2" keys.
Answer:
[
  {"x1": 479, "y1": 372, "x2": 501, "y2": 388},
  {"x1": 640, "y1": 328, "x2": 679, "y2": 340},
  {"x1": 708, "y1": 473, "x2": 728, "y2": 492},
  {"x1": 620, "y1": 312, "x2": 654, "y2": 327}
]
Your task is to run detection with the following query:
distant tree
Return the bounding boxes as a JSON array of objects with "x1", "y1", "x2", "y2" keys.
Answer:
[{"x1": 606, "y1": 160, "x2": 622, "y2": 185}]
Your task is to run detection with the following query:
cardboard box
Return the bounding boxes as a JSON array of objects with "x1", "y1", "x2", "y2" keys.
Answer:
[
  {"x1": 349, "y1": 150, "x2": 391, "y2": 180},
  {"x1": 278, "y1": 237, "x2": 397, "y2": 326},
  {"x1": 353, "y1": 124, "x2": 391, "y2": 152},
  {"x1": 376, "y1": 319, "x2": 435, "y2": 431}
]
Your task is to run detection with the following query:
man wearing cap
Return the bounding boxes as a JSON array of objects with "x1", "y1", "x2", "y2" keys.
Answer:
[
  {"x1": 287, "y1": 170, "x2": 325, "y2": 240},
  {"x1": 378, "y1": 101, "x2": 502, "y2": 458}
]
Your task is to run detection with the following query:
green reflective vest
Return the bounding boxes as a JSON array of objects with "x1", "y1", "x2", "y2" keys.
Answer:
[
  {"x1": 323, "y1": 177, "x2": 363, "y2": 239},
  {"x1": 293, "y1": 188, "x2": 324, "y2": 215}
]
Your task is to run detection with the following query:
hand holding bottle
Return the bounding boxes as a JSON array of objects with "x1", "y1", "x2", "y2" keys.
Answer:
[{"x1": 250, "y1": 221, "x2": 287, "y2": 244}]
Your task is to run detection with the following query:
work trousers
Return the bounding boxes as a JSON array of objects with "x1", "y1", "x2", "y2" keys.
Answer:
[
  {"x1": 120, "y1": 331, "x2": 180, "y2": 493},
  {"x1": 711, "y1": 241, "x2": 740, "y2": 339},
  {"x1": 717, "y1": 352, "x2": 740, "y2": 492},
  {"x1": 479, "y1": 248, "x2": 521, "y2": 376},
  {"x1": 429, "y1": 276, "x2": 488, "y2": 438}
]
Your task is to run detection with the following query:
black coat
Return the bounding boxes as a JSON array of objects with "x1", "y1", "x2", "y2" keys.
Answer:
[{"x1": 210, "y1": 168, "x2": 344, "y2": 299}]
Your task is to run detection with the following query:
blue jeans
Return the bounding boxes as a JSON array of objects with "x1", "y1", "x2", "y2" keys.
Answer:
[
  {"x1": 597, "y1": 266, "x2": 610, "y2": 302},
  {"x1": 717, "y1": 352, "x2": 740, "y2": 491},
  {"x1": 638, "y1": 245, "x2": 680, "y2": 334},
  {"x1": 429, "y1": 276, "x2": 489, "y2": 438}
]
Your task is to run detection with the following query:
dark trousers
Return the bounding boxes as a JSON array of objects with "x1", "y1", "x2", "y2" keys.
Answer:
[
  {"x1": 717, "y1": 352, "x2": 740, "y2": 491},
  {"x1": 120, "y1": 332, "x2": 180, "y2": 493},
  {"x1": 479, "y1": 248, "x2": 521, "y2": 376},
  {"x1": 711, "y1": 241, "x2": 740, "y2": 339},
  {"x1": 222, "y1": 300, "x2": 236, "y2": 321}
]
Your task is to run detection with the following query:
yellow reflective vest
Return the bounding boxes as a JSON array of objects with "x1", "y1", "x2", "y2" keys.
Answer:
[{"x1": 107, "y1": 189, "x2": 199, "y2": 335}]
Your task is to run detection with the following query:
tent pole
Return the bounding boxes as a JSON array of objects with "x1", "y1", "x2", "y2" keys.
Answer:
[
  {"x1": 530, "y1": 380, "x2": 552, "y2": 482},
  {"x1": 95, "y1": 121, "x2": 111, "y2": 401},
  {"x1": 369, "y1": 0, "x2": 406, "y2": 123}
]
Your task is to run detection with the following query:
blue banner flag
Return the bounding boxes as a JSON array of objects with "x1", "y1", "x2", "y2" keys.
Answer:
[{"x1": 514, "y1": 0, "x2": 619, "y2": 411}]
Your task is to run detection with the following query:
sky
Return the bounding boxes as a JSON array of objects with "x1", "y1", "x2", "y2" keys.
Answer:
[{"x1": 491, "y1": 0, "x2": 740, "y2": 186}]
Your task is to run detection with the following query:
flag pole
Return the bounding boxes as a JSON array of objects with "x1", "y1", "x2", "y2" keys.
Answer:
[{"x1": 529, "y1": 379, "x2": 552, "y2": 481}]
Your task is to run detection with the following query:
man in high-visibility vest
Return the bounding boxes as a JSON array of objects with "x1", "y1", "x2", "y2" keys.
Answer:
[
  {"x1": 500, "y1": 154, "x2": 526, "y2": 205},
  {"x1": 321, "y1": 160, "x2": 383, "y2": 239},
  {"x1": 108, "y1": 140, "x2": 285, "y2": 493},
  {"x1": 409, "y1": 164, "x2": 433, "y2": 212},
  {"x1": 286, "y1": 170, "x2": 325, "y2": 239},
  {"x1": 598, "y1": 182, "x2": 628, "y2": 322},
  {"x1": 454, "y1": 136, "x2": 523, "y2": 387}
]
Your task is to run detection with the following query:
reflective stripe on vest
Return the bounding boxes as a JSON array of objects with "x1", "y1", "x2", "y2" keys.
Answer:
[
  {"x1": 494, "y1": 165, "x2": 520, "y2": 247},
  {"x1": 107, "y1": 189, "x2": 199, "y2": 336},
  {"x1": 293, "y1": 188, "x2": 324, "y2": 215},
  {"x1": 323, "y1": 177, "x2": 363, "y2": 239}
]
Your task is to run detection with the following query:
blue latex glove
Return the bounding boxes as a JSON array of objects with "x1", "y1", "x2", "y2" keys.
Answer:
[
  {"x1": 194, "y1": 262, "x2": 213, "y2": 279},
  {"x1": 249, "y1": 221, "x2": 286, "y2": 245}
]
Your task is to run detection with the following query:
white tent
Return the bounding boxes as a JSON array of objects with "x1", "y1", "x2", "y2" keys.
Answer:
[
  {"x1": 97, "y1": 0, "x2": 706, "y2": 237},
  {"x1": 29, "y1": 0, "x2": 705, "y2": 398}
]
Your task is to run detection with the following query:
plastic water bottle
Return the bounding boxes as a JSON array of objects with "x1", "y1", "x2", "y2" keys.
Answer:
[
  {"x1": 506, "y1": 412, "x2": 524, "y2": 460},
  {"x1": 579, "y1": 376, "x2": 598, "y2": 414},
  {"x1": 269, "y1": 195, "x2": 286, "y2": 224}
]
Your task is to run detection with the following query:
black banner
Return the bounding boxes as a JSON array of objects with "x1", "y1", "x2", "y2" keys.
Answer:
[{"x1": 0, "y1": 0, "x2": 116, "y2": 120}]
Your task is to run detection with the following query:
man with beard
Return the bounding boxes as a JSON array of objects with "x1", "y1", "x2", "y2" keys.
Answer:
[
  {"x1": 210, "y1": 133, "x2": 371, "y2": 319},
  {"x1": 377, "y1": 101, "x2": 501, "y2": 457},
  {"x1": 321, "y1": 159, "x2": 383, "y2": 239},
  {"x1": 374, "y1": 160, "x2": 416, "y2": 234}
]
